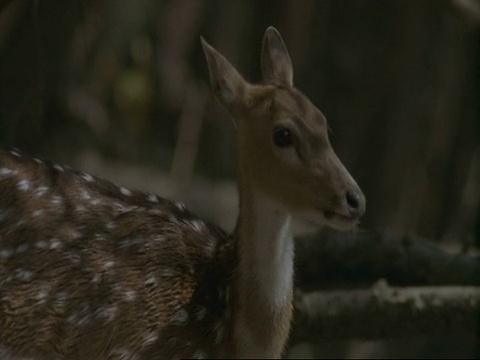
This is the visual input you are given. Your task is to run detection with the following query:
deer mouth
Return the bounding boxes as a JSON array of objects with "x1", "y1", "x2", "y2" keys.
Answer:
[
  {"x1": 324, "y1": 210, "x2": 353, "y2": 221},
  {"x1": 295, "y1": 208, "x2": 360, "y2": 231},
  {"x1": 322, "y1": 210, "x2": 360, "y2": 230}
]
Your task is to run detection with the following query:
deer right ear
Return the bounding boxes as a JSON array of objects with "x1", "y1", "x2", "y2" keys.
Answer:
[
  {"x1": 201, "y1": 37, "x2": 248, "y2": 109},
  {"x1": 261, "y1": 27, "x2": 293, "y2": 86}
]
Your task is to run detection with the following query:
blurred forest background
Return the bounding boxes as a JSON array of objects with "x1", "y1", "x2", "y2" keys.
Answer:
[{"x1": 0, "y1": 0, "x2": 479, "y2": 358}]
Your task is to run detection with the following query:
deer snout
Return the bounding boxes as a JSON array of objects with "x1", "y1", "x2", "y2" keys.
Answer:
[
  {"x1": 345, "y1": 188, "x2": 365, "y2": 217},
  {"x1": 324, "y1": 152, "x2": 366, "y2": 219}
]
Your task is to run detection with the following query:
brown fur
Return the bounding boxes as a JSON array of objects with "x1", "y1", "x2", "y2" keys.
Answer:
[{"x1": 0, "y1": 149, "x2": 234, "y2": 359}]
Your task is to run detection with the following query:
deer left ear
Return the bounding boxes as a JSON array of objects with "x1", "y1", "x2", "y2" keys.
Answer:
[
  {"x1": 201, "y1": 37, "x2": 248, "y2": 109},
  {"x1": 261, "y1": 27, "x2": 293, "y2": 86}
]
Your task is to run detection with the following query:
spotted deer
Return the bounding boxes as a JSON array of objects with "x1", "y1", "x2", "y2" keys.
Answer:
[{"x1": 0, "y1": 27, "x2": 365, "y2": 359}]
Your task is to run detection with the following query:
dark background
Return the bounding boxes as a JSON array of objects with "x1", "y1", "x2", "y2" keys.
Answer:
[{"x1": 1, "y1": 0, "x2": 479, "y2": 358}]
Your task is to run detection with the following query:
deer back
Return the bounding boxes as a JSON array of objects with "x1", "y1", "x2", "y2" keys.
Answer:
[{"x1": 0, "y1": 149, "x2": 233, "y2": 360}]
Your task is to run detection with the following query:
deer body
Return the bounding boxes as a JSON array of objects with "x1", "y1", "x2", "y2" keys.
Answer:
[{"x1": 0, "y1": 27, "x2": 365, "y2": 359}]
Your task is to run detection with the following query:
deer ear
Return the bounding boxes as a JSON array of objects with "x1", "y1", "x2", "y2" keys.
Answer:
[
  {"x1": 201, "y1": 37, "x2": 248, "y2": 109},
  {"x1": 261, "y1": 26, "x2": 293, "y2": 86}
]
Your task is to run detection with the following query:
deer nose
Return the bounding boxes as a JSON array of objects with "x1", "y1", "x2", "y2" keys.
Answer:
[{"x1": 345, "y1": 191, "x2": 365, "y2": 216}]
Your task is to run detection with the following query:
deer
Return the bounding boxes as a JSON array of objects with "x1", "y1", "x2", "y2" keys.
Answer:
[{"x1": 0, "y1": 27, "x2": 365, "y2": 359}]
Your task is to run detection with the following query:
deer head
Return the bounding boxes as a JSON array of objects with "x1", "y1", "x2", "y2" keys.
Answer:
[{"x1": 201, "y1": 27, "x2": 365, "y2": 231}]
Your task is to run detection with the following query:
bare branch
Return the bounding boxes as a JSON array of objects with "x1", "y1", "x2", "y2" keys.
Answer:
[
  {"x1": 295, "y1": 228, "x2": 480, "y2": 288},
  {"x1": 290, "y1": 283, "x2": 480, "y2": 344}
]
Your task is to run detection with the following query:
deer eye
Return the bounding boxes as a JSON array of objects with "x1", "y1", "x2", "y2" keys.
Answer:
[{"x1": 273, "y1": 127, "x2": 293, "y2": 147}]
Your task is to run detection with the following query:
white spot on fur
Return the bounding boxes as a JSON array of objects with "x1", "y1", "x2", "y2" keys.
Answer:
[
  {"x1": 94, "y1": 233, "x2": 107, "y2": 241},
  {"x1": 16, "y1": 243, "x2": 28, "y2": 253},
  {"x1": 68, "y1": 252, "x2": 81, "y2": 264},
  {"x1": 35, "y1": 240, "x2": 47, "y2": 249},
  {"x1": 106, "y1": 221, "x2": 116, "y2": 230},
  {"x1": 175, "y1": 202, "x2": 186, "y2": 211},
  {"x1": 80, "y1": 189, "x2": 91, "y2": 200},
  {"x1": 124, "y1": 290, "x2": 137, "y2": 302},
  {"x1": 141, "y1": 331, "x2": 158, "y2": 348},
  {"x1": 10, "y1": 150, "x2": 20, "y2": 157},
  {"x1": 92, "y1": 273, "x2": 101, "y2": 283},
  {"x1": 119, "y1": 237, "x2": 143, "y2": 249},
  {"x1": 50, "y1": 238, "x2": 61, "y2": 249},
  {"x1": 0, "y1": 167, "x2": 13, "y2": 176},
  {"x1": 161, "y1": 268, "x2": 177, "y2": 278},
  {"x1": 67, "y1": 313, "x2": 78, "y2": 325},
  {"x1": 0, "y1": 248, "x2": 13, "y2": 260},
  {"x1": 82, "y1": 172, "x2": 94, "y2": 182},
  {"x1": 18, "y1": 180, "x2": 30, "y2": 191},
  {"x1": 96, "y1": 305, "x2": 117, "y2": 322},
  {"x1": 170, "y1": 309, "x2": 189, "y2": 325},
  {"x1": 35, "y1": 186, "x2": 49, "y2": 197},
  {"x1": 53, "y1": 292, "x2": 67, "y2": 308},
  {"x1": 120, "y1": 187, "x2": 132, "y2": 196},
  {"x1": 15, "y1": 268, "x2": 32, "y2": 280},
  {"x1": 145, "y1": 276, "x2": 156, "y2": 286},
  {"x1": 51, "y1": 195, "x2": 63, "y2": 206},
  {"x1": 13, "y1": 219, "x2": 25, "y2": 229},
  {"x1": 36, "y1": 287, "x2": 50, "y2": 302},
  {"x1": 203, "y1": 237, "x2": 217, "y2": 257},
  {"x1": 146, "y1": 193, "x2": 159, "y2": 203},
  {"x1": 68, "y1": 303, "x2": 92, "y2": 326},
  {"x1": 53, "y1": 164, "x2": 64, "y2": 172},
  {"x1": 153, "y1": 235, "x2": 165, "y2": 242},
  {"x1": 32, "y1": 209, "x2": 44, "y2": 217},
  {"x1": 112, "y1": 283, "x2": 122, "y2": 294},
  {"x1": 192, "y1": 351, "x2": 207, "y2": 359},
  {"x1": 109, "y1": 348, "x2": 139, "y2": 360},
  {"x1": 191, "y1": 220, "x2": 204, "y2": 232},
  {"x1": 113, "y1": 203, "x2": 137, "y2": 213},
  {"x1": 104, "y1": 260, "x2": 115, "y2": 269},
  {"x1": 33, "y1": 157, "x2": 43, "y2": 164},
  {"x1": 69, "y1": 229, "x2": 82, "y2": 239},
  {"x1": 90, "y1": 199, "x2": 101, "y2": 206}
]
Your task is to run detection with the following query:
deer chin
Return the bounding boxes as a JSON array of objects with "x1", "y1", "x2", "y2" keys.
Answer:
[
  {"x1": 295, "y1": 209, "x2": 360, "y2": 231},
  {"x1": 323, "y1": 211, "x2": 360, "y2": 231}
]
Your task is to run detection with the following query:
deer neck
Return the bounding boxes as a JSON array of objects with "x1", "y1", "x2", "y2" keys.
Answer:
[{"x1": 230, "y1": 175, "x2": 294, "y2": 358}]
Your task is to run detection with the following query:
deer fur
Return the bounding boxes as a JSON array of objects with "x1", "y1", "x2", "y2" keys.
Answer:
[{"x1": 0, "y1": 27, "x2": 365, "y2": 359}]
